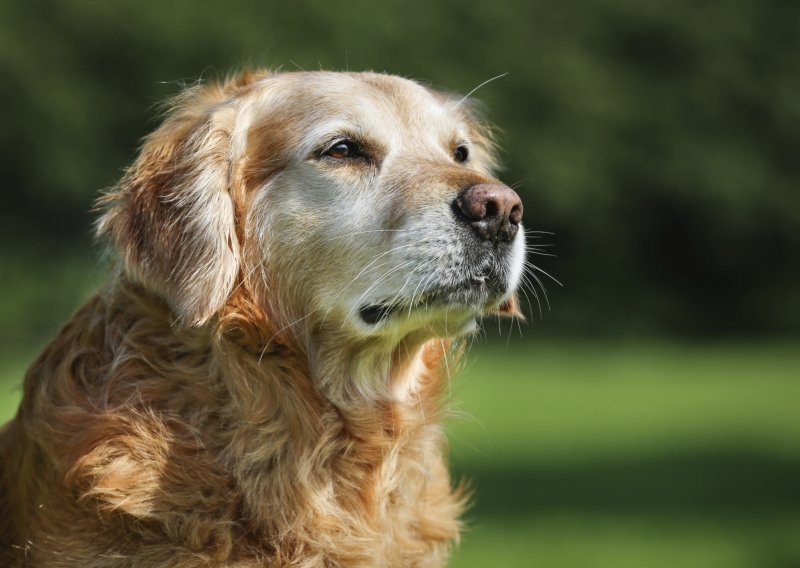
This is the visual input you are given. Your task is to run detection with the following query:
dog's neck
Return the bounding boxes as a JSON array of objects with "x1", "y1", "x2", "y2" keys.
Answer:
[
  {"x1": 313, "y1": 332, "x2": 449, "y2": 404},
  {"x1": 209, "y1": 298, "x2": 459, "y2": 535},
  {"x1": 219, "y1": 318, "x2": 452, "y2": 447}
]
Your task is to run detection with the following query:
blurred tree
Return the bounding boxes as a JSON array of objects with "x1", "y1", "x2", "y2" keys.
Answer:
[{"x1": 1, "y1": 0, "x2": 798, "y2": 351}]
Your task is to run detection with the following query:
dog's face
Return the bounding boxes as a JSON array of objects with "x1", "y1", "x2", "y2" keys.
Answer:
[{"x1": 99, "y1": 71, "x2": 525, "y2": 343}]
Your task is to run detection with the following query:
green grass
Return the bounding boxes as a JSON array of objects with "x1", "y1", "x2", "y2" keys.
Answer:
[
  {"x1": 446, "y1": 341, "x2": 800, "y2": 568},
  {"x1": 0, "y1": 357, "x2": 29, "y2": 422},
  {"x1": 2, "y1": 341, "x2": 799, "y2": 567}
]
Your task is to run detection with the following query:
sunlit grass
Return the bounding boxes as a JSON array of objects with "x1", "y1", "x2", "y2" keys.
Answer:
[
  {"x1": 446, "y1": 341, "x2": 800, "y2": 568},
  {"x1": 451, "y1": 516, "x2": 800, "y2": 568},
  {"x1": 448, "y1": 341, "x2": 800, "y2": 464}
]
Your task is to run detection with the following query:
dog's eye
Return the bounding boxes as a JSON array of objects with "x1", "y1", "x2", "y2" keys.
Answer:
[
  {"x1": 324, "y1": 140, "x2": 360, "y2": 160},
  {"x1": 454, "y1": 145, "x2": 469, "y2": 163}
]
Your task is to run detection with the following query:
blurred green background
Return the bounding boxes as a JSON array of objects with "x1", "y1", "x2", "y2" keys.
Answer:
[{"x1": 1, "y1": 1, "x2": 798, "y2": 566}]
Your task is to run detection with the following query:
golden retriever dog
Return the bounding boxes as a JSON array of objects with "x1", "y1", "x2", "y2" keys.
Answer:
[{"x1": 0, "y1": 69, "x2": 525, "y2": 567}]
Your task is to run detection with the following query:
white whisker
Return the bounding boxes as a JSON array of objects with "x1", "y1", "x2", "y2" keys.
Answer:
[
  {"x1": 342, "y1": 260, "x2": 418, "y2": 328},
  {"x1": 344, "y1": 240, "x2": 427, "y2": 293},
  {"x1": 456, "y1": 72, "x2": 509, "y2": 107},
  {"x1": 523, "y1": 261, "x2": 563, "y2": 287}
]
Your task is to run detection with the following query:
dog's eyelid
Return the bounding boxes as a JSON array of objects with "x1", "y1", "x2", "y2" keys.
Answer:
[{"x1": 316, "y1": 136, "x2": 374, "y2": 163}]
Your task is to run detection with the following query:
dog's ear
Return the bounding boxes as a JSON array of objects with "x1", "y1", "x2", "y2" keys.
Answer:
[{"x1": 96, "y1": 88, "x2": 240, "y2": 326}]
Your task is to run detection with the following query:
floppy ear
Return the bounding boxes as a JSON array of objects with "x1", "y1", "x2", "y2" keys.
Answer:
[{"x1": 96, "y1": 92, "x2": 240, "y2": 326}]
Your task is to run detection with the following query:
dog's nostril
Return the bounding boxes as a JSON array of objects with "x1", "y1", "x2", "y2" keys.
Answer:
[{"x1": 454, "y1": 183, "x2": 523, "y2": 243}]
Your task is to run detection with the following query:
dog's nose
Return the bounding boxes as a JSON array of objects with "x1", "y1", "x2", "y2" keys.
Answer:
[{"x1": 454, "y1": 183, "x2": 523, "y2": 243}]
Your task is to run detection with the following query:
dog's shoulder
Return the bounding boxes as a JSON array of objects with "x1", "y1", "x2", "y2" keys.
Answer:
[{"x1": 4, "y1": 288, "x2": 245, "y2": 565}]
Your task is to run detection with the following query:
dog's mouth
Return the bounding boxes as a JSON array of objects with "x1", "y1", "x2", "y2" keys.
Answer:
[
  {"x1": 358, "y1": 278, "x2": 502, "y2": 326},
  {"x1": 359, "y1": 290, "x2": 443, "y2": 325},
  {"x1": 359, "y1": 304, "x2": 402, "y2": 325}
]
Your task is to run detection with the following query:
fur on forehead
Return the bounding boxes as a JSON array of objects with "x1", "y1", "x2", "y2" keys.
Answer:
[{"x1": 244, "y1": 71, "x2": 499, "y2": 167}]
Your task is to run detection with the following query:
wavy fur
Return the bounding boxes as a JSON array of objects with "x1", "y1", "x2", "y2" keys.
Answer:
[{"x1": 0, "y1": 69, "x2": 522, "y2": 567}]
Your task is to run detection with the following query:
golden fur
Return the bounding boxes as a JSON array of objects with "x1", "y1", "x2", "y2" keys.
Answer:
[{"x1": 0, "y1": 69, "x2": 524, "y2": 567}]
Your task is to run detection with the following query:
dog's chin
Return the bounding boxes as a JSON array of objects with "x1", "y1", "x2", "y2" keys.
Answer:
[{"x1": 354, "y1": 279, "x2": 509, "y2": 337}]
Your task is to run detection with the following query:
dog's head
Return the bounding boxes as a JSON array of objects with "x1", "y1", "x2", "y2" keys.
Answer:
[{"x1": 98, "y1": 70, "x2": 525, "y2": 343}]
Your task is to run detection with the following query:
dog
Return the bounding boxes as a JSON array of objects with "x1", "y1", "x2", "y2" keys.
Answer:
[{"x1": 0, "y1": 69, "x2": 525, "y2": 567}]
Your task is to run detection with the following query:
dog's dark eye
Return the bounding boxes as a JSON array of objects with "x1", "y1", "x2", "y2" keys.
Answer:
[
  {"x1": 454, "y1": 145, "x2": 469, "y2": 163},
  {"x1": 325, "y1": 140, "x2": 360, "y2": 160}
]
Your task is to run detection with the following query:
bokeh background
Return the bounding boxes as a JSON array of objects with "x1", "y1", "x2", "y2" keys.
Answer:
[{"x1": 2, "y1": 1, "x2": 799, "y2": 566}]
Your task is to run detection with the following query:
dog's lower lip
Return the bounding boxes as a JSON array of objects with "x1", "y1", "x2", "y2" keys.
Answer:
[
  {"x1": 359, "y1": 278, "x2": 503, "y2": 325},
  {"x1": 359, "y1": 304, "x2": 397, "y2": 325}
]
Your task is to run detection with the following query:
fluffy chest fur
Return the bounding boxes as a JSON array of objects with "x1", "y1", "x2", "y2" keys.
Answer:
[{"x1": 2, "y1": 284, "x2": 464, "y2": 567}]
